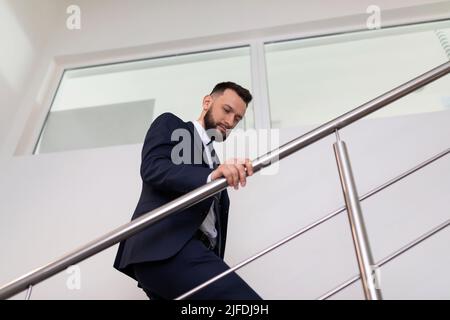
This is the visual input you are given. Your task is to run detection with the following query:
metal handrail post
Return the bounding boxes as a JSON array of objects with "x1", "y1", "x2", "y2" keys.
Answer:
[
  {"x1": 24, "y1": 285, "x2": 32, "y2": 300},
  {"x1": 333, "y1": 130, "x2": 382, "y2": 300}
]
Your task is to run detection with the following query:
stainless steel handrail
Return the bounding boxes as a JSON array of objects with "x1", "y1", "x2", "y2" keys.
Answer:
[
  {"x1": 0, "y1": 61, "x2": 448, "y2": 300},
  {"x1": 175, "y1": 148, "x2": 449, "y2": 299},
  {"x1": 318, "y1": 218, "x2": 450, "y2": 300}
]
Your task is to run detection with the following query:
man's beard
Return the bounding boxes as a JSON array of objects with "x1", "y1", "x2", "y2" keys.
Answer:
[{"x1": 204, "y1": 108, "x2": 227, "y2": 142}]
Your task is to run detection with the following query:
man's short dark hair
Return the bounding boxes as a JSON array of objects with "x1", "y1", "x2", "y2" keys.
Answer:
[{"x1": 210, "y1": 82, "x2": 253, "y2": 106}]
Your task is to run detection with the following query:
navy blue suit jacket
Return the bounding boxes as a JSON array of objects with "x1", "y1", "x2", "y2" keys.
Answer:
[{"x1": 114, "y1": 112, "x2": 230, "y2": 280}]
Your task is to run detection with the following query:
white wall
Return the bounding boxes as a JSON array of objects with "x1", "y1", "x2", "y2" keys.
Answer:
[
  {"x1": 0, "y1": 0, "x2": 63, "y2": 157},
  {"x1": 0, "y1": 0, "x2": 449, "y2": 299}
]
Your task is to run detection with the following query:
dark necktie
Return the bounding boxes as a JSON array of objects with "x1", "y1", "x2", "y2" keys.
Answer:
[
  {"x1": 206, "y1": 140, "x2": 222, "y2": 256},
  {"x1": 207, "y1": 140, "x2": 220, "y2": 169}
]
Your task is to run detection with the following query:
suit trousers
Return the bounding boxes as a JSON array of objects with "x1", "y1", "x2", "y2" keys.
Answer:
[{"x1": 132, "y1": 234, "x2": 262, "y2": 300}]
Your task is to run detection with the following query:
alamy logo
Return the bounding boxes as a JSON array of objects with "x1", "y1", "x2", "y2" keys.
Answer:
[
  {"x1": 66, "y1": 5, "x2": 81, "y2": 30},
  {"x1": 66, "y1": 265, "x2": 81, "y2": 290},
  {"x1": 366, "y1": 5, "x2": 381, "y2": 30},
  {"x1": 370, "y1": 264, "x2": 382, "y2": 290},
  {"x1": 170, "y1": 128, "x2": 280, "y2": 175}
]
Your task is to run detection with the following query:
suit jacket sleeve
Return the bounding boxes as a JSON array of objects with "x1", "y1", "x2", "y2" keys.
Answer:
[{"x1": 140, "y1": 113, "x2": 213, "y2": 194}]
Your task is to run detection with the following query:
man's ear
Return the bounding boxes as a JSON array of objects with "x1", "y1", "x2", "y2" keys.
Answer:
[{"x1": 202, "y1": 95, "x2": 212, "y2": 111}]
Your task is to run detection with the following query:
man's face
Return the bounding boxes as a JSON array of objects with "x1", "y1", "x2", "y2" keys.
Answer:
[{"x1": 204, "y1": 89, "x2": 247, "y2": 141}]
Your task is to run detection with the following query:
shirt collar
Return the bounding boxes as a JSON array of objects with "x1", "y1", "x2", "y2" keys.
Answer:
[{"x1": 193, "y1": 120, "x2": 212, "y2": 146}]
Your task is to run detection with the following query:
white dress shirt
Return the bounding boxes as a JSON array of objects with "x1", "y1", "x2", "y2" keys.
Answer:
[{"x1": 192, "y1": 120, "x2": 218, "y2": 247}]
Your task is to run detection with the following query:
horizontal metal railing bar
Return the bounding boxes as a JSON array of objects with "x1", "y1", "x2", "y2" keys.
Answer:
[
  {"x1": 317, "y1": 218, "x2": 450, "y2": 300},
  {"x1": 0, "y1": 61, "x2": 448, "y2": 300},
  {"x1": 175, "y1": 148, "x2": 449, "y2": 299}
]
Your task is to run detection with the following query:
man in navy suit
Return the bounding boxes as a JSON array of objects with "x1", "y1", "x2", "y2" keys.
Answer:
[{"x1": 114, "y1": 82, "x2": 261, "y2": 300}]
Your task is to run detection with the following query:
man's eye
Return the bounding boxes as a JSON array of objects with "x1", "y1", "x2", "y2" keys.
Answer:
[{"x1": 224, "y1": 108, "x2": 230, "y2": 113}]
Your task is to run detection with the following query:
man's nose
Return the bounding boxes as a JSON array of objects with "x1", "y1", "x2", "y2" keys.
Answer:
[{"x1": 225, "y1": 115, "x2": 234, "y2": 127}]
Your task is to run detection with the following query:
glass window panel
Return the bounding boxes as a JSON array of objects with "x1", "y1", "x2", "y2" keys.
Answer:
[
  {"x1": 265, "y1": 21, "x2": 450, "y2": 128},
  {"x1": 35, "y1": 46, "x2": 253, "y2": 154}
]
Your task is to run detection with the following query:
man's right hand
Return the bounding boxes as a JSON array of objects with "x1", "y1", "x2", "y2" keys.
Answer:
[{"x1": 210, "y1": 158, "x2": 254, "y2": 190}]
